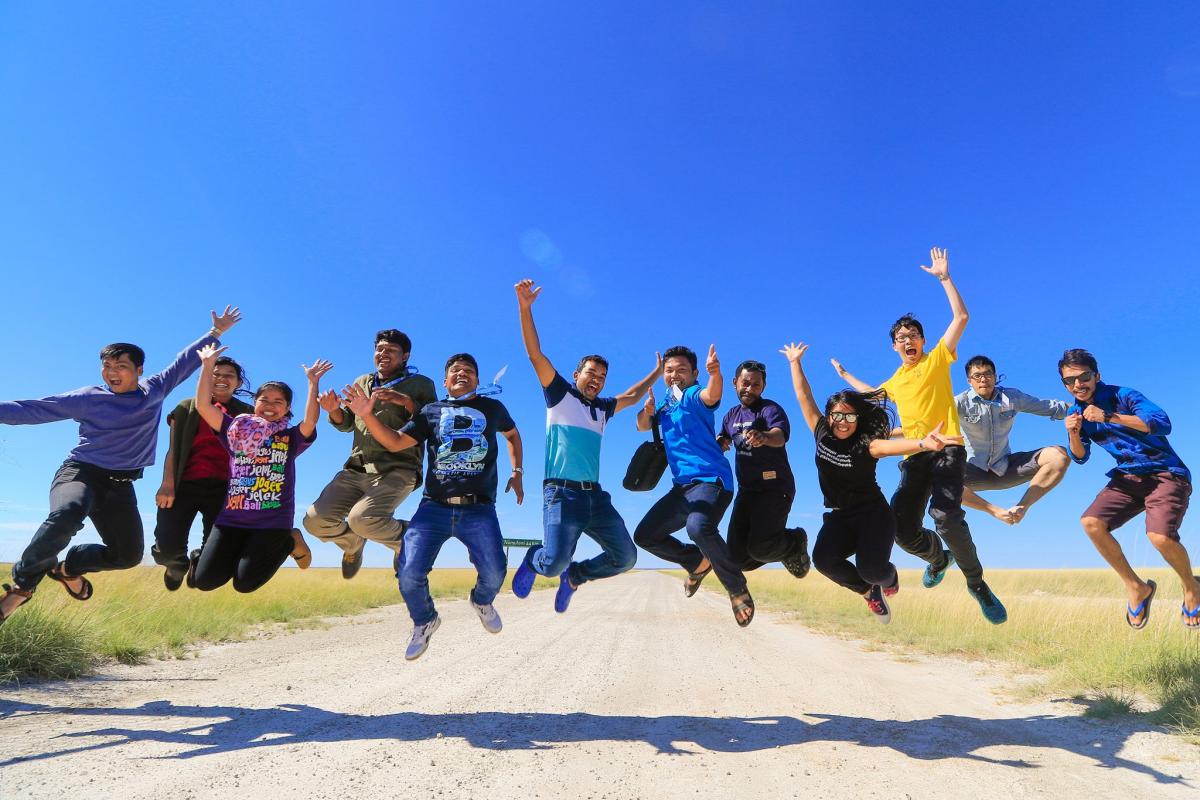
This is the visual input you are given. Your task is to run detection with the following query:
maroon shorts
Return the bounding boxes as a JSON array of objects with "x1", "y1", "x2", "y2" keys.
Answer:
[{"x1": 1082, "y1": 472, "x2": 1192, "y2": 540}]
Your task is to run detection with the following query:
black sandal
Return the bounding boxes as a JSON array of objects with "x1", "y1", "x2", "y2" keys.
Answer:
[
  {"x1": 684, "y1": 564, "x2": 712, "y2": 597},
  {"x1": 0, "y1": 584, "x2": 34, "y2": 625},
  {"x1": 48, "y1": 562, "x2": 93, "y2": 601},
  {"x1": 731, "y1": 591, "x2": 755, "y2": 628}
]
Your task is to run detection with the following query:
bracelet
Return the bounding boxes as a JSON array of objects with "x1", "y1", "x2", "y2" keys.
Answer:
[
  {"x1": 512, "y1": 467, "x2": 524, "y2": 474},
  {"x1": 209, "y1": 327, "x2": 223, "y2": 338}
]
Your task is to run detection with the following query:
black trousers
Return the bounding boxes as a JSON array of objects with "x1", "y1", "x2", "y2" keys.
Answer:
[
  {"x1": 634, "y1": 481, "x2": 746, "y2": 594},
  {"x1": 12, "y1": 460, "x2": 144, "y2": 590},
  {"x1": 151, "y1": 478, "x2": 228, "y2": 572},
  {"x1": 192, "y1": 525, "x2": 293, "y2": 594},
  {"x1": 890, "y1": 445, "x2": 984, "y2": 585},
  {"x1": 812, "y1": 499, "x2": 897, "y2": 595},
  {"x1": 726, "y1": 490, "x2": 803, "y2": 571}
]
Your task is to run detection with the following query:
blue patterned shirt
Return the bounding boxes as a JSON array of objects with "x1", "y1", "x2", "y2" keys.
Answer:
[{"x1": 1068, "y1": 382, "x2": 1190, "y2": 482}]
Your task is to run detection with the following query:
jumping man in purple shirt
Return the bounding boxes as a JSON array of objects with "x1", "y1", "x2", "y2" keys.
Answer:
[{"x1": 0, "y1": 306, "x2": 241, "y2": 625}]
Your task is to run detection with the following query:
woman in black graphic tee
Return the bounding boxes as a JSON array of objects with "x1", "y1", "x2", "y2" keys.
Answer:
[{"x1": 781, "y1": 343, "x2": 957, "y2": 624}]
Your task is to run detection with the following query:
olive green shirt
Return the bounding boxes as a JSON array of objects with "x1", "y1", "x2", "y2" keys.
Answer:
[{"x1": 331, "y1": 371, "x2": 438, "y2": 479}]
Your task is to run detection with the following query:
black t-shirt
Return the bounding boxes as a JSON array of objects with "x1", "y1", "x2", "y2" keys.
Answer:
[
  {"x1": 400, "y1": 396, "x2": 516, "y2": 503},
  {"x1": 814, "y1": 419, "x2": 886, "y2": 509}
]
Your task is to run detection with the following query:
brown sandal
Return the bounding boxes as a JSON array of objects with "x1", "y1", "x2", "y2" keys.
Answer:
[
  {"x1": 684, "y1": 563, "x2": 712, "y2": 597},
  {"x1": 731, "y1": 591, "x2": 755, "y2": 628},
  {"x1": 48, "y1": 562, "x2": 93, "y2": 601},
  {"x1": 290, "y1": 528, "x2": 312, "y2": 570},
  {"x1": 0, "y1": 584, "x2": 34, "y2": 625}
]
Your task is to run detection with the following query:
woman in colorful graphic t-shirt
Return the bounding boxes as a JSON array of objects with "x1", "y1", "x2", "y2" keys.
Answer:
[
  {"x1": 781, "y1": 343, "x2": 957, "y2": 624},
  {"x1": 191, "y1": 343, "x2": 332, "y2": 593}
]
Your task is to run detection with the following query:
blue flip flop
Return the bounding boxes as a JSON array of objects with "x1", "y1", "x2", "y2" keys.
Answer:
[
  {"x1": 1182, "y1": 601, "x2": 1200, "y2": 630},
  {"x1": 1126, "y1": 579, "x2": 1156, "y2": 630}
]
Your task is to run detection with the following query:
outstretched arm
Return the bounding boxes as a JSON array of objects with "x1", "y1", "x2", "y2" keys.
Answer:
[
  {"x1": 154, "y1": 305, "x2": 243, "y2": 394},
  {"x1": 830, "y1": 358, "x2": 877, "y2": 393},
  {"x1": 515, "y1": 279, "x2": 556, "y2": 388},
  {"x1": 922, "y1": 247, "x2": 968, "y2": 357},
  {"x1": 614, "y1": 353, "x2": 663, "y2": 413},
  {"x1": 636, "y1": 386, "x2": 657, "y2": 432},
  {"x1": 342, "y1": 384, "x2": 419, "y2": 452},
  {"x1": 698, "y1": 345, "x2": 723, "y2": 407},
  {"x1": 299, "y1": 359, "x2": 333, "y2": 438},
  {"x1": 780, "y1": 343, "x2": 822, "y2": 433},
  {"x1": 868, "y1": 422, "x2": 961, "y2": 458},
  {"x1": 194, "y1": 343, "x2": 228, "y2": 432}
]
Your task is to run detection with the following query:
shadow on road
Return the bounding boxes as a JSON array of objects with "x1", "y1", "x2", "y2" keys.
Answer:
[{"x1": 0, "y1": 698, "x2": 1187, "y2": 786}]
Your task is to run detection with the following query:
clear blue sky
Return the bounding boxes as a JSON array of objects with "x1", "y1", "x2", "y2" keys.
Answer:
[{"x1": 2, "y1": 3, "x2": 1198, "y2": 573}]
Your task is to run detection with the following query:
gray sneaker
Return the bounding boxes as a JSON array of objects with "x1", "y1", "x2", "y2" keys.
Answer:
[
  {"x1": 470, "y1": 600, "x2": 503, "y2": 634},
  {"x1": 405, "y1": 615, "x2": 442, "y2": 661}
]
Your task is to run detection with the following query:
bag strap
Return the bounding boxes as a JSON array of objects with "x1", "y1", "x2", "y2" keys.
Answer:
[{"x1": 651, "y1": 412, "x2": 663, "y2": 447}]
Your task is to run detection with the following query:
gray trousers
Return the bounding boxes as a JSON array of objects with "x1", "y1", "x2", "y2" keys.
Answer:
[{"x1": 302, "y1": 468, "x2": 418, "y2": 555}]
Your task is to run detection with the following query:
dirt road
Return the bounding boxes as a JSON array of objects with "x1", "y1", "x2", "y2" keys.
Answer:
[{"x1": 0, "y1": 571, "x2": 1195, "y2": 799}]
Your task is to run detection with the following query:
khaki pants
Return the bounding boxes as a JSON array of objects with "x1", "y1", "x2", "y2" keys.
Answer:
[{"x1": 303, "y1": 468, "x2": 418, "y2": 555}]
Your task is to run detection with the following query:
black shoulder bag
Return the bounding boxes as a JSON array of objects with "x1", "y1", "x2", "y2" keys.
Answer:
[{"x1": 623, "y1": 411, "x2": 668, "y2": 491}]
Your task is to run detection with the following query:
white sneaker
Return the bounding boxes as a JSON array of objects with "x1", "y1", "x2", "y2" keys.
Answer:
[
  {"x1": 405, "y1": 615, "x2": 441, "y2": 660},
  {"x1": 471, "y1": 600, "x2": 503, "y2": 634}
]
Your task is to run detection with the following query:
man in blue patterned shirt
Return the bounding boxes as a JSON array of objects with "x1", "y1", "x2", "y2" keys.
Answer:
[{"x1": 1059, "y1": 348, "x2": 1198, "y2": 629}]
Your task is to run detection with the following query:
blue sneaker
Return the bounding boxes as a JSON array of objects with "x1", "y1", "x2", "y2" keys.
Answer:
[
  {"x1": 922, "y1": 549, "x2": 955, "y2": 589},
  {"x1": 968, "y1": 581, "x2": 1008, "y2": 625},
  {"x1": 511, "y1": 547, "x2": 539, "y2": 599},
  {"x1": 554, "y1": 570, "x2": 577, "y2": 613}
]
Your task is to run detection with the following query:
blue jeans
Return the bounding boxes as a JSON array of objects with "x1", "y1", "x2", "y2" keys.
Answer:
[
  {"x1": 633, "y1": 481, "x2": 746, "y2": 594},
  {"x1": 532, "y1": 484, "x2": 637, "y2": 585},
  {"x1": 398, "y1": 499, "x2": 508, "y2": 626}
]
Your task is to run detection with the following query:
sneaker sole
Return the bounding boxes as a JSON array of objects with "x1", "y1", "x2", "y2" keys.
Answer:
[{"x1": 405, "y1": 616, "x2": 441, "y2": 661}]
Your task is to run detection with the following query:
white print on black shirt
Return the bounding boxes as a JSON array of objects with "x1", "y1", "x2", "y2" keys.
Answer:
[
  {"x1": 435, "y1": 405, "x2": 488, "y2": 476},
  {"x1": 816, "y1": 440, "x2": 853, "y2": 470}
]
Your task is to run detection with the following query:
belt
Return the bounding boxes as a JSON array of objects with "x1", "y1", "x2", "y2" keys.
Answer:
[
  {"x1": 544, "y1": 478, "x2": 602, "y2": 491},
  {"x1": 439, "y1": 495, "x2": 483, "y2": 506}
]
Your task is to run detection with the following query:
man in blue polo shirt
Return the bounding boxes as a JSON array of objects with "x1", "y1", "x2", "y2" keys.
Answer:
[
  {"x1": 633, "y1": 344, "x2": 753, "y2": 627},
  {"x1": 509, "y1": 279, "x2": 660, "y2": 612}
]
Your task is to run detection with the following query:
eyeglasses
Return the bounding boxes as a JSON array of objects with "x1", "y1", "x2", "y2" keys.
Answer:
[
  {"x1": 1061, "y1": 370, "x2": 1096, "y2": 387},
  {"x1": 829, "y1": 412, "x2": 858, "y2": 423},
  {"x1": 894, "y1": 333, "x2": 923, "y2": 344},
  {"x1": 968, "y1": 371, "x2": 996, "y2": 381}
]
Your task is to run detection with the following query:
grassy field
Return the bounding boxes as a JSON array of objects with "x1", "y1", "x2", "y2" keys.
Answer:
[
  {"x1": 0, "y1": 565, "x2": 555, "y2": 684},
  {"x1": 686, "y1": 567, "x2": 1200, "y2": 735}
]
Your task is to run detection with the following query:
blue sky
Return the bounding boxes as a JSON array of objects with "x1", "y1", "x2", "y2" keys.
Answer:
[{"x1": 2, "y1": 3, "x2": 1198, "y2": 574}]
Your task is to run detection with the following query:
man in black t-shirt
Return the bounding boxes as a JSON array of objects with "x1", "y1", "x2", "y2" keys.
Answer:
[{"x1": 344, "y1": 353, "x2": 524, "y2": 661}]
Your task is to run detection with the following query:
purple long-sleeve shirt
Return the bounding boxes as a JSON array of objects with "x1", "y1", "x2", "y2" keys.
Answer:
[{"x1": 0, "y1": 334, "x2": 218, "y2": 471}]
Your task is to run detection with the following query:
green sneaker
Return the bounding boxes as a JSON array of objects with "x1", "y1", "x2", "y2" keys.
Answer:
[{"x1": 922, "y1": 549, "x2": 955, "y2": 588}]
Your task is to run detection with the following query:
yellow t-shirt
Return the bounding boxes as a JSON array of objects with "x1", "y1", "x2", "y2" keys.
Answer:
[{"x1": 879, "y1": 339, "x2": 961, "y2": 441}]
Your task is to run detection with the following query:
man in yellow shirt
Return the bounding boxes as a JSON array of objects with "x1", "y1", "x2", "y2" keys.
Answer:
[{"x1": 832, "y1": 248, "x2": 1006, "y2": 625}]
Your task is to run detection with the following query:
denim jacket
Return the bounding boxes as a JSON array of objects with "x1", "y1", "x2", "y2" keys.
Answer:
[{"x1": 956, "y1": 386, "x2": 1069, "y2": 474}]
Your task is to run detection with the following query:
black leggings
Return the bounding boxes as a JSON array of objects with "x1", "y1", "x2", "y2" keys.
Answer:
[
  {"x1": 151, "y1": 478, "x2": 227, "y2": 572},
  {"x1": 193, "y1": 525, "x2": 293, "y2": 593},
  {"x1": 812, "y1": 500, "x2": 897, "y2": 595}
]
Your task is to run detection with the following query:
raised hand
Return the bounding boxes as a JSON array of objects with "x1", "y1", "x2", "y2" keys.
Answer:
[
  {"x1": 303, "y1": 359, "x2": 334, "y2": 385},
  {"x1": 779, "y1": 342, "x2": 809, "y2": 363},
  {"x1": 342, "y1": 383, "x2": 376, "y2": 417},
  {"x1": 919, "y1": 247, "x2": 950, "y2": 280},
  {"x1": 705, "y1": 344, "x2": 720, "y2": 375},
  {"x1": 373, "y1": 388, "x2": 416, "y2": 415},
  {"x1": 1081, "y1": 405, "x2": 1107, "y2": 424},
  {"x1": 515, "y1": 278, "x2": 542, "y2": 308},
  {"x1": 653, "y1": 351, "x2": 664, "y2": 374},
  {"x1": 644, "y1": 386, "x2": 656, "y2": 414},
  {"x1": 196, "y1": 343, "x2": 228, "y2": 365},
  {"x1": 318, "y1": 389, "x2": 342, "y2": 414},
  {"x1": 210, "y1": 305, "x2": 242, "y2": 334},
  {"x1": 830, "y1": 358, "x2": 849, "y2": 378},
  {"x1": 1065, "y1": 412, "x2": 1083, "y2": 434}
]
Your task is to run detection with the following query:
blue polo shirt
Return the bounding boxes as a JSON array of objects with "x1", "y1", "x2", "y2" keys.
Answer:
[{"x1": 657, "y1": 383, "x2": 734, "y2": 489}]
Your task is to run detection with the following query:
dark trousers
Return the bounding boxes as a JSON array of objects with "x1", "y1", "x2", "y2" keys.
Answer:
[
  {"x1": 890, "y1": 445, "x2": 983, "y2": 585},
  {"x1": 727, "y1": 490, "x2": 803, "y2": 571},
  {"x1": 634, "y1": 481, "x2": 746, "y2": 594},
  {"x1": 151, "y1": 478, "x2": 228, "y2": 572},
  {"x1": 192, "y1": 524, "x2": 293, "y2": 593},
  {"x1": 812, "y1": 500, "x2": 897, "y2": 595},
  {"x1": 12, "y1": 460, "x2": 144, "y2": 590}
]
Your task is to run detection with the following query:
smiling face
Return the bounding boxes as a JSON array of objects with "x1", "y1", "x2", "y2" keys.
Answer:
[
  {"x1": 254, "y1": 388, "x2": 290, "y2": 421},
  {"x1": 574, "y1": 360, "x2": 608, "y2": 400},
  {"x1": 211, "y1": 363, "x2": 241, "y2": 405},
  {"x1": 444, "y1": 360, "x2": 480, "y2": 398},
  {"x1": 733, "y1": 369, "x2": 764, "y2": 407},
  {"x1": 374, "y1": 340, "x2": 408, "y2": 379},
  {"x1": 662, "y1": 355, "x2": 698, "y2": 391},
  {"x1": 100, "y1": 354, "x2": 143, "y2": 394},
  {"x1": 827, "y1": 401, "x2": 859, "y2": 440},
  {"x1": 892, "y1": 326, "x2": 926, "y2": 366},
  {"x1": 1060, "y1": 364, "x2": 1100, "y2": 404}
]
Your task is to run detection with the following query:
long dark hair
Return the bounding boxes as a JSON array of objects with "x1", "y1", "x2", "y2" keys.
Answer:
[
  {"x1": 823, "y1": 388, "x2": 894, "y2": 444},
  {"x1": 215, "y1": 355, "x2": 253, "y2": 398}
]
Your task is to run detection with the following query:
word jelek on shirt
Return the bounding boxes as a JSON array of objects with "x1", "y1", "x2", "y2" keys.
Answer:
[{"x1": 227, "y1": 437, "x2": 290, "y2": 511}]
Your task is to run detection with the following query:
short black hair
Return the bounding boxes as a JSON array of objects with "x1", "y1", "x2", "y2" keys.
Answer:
[
  {"x1": 663, "y1": 346, "x2": 697, "y2": 372},
  {"x1": 575, "y1": 354, "x2": 609, "y2": 373},
  {"x1": 375, "y1": 329, "x2": 412, "y2": 353},
  {"x1": 100, "y1": 343, "x2": 145, "y2": 368},
  {"x1": 1058, "y1": 348, "x2": 1098, "y2": 375},
  {"x1": 444, "y1": 353, "x2": 479, "y2": 375},
  {"x1": 254, "y1": 381, "x2": 295, "y2": 418},
  {"x1": 889, "y1": 314, "x2": 924, "y2": 342},
  {"x1": 735, "y1": 360, "x2": 766, "y2": 381},
  {"x1": 964, "y1": 355, "x2": 996, "y2": 377}
]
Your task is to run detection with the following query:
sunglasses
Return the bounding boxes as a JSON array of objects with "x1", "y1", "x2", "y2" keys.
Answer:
[
  {"x1": 1061, "y1": 370, "x2": 1096, "y2": 387},
  {"x1": 829, "y1": 412, "x2": 859, "y2": 423}
]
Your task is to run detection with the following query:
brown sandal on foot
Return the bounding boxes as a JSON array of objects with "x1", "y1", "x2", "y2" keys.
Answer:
[
  {"x1": 47, "y1": 562, "x2": 93, "y2": 601},
  {"x1": 290, "y1": 528, "x2": 312, "y2": 570},
  {"x1": 731, "y1": 591, "x2": 755, "y2": 628},
  {"x1": 0, "y1": 584, "x2": 34, "y2": 625},
  {"x1": 684, "y1": 564, "x2": 712, "y2": 598}
]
